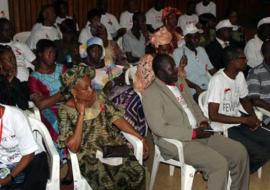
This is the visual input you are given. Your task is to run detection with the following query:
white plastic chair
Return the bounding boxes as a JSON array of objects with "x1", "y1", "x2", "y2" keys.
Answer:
[
  {"x1": 13, "y1": 31, "x2": 31, "y2": 43},
  {"x1": 27, "y1": 117, "x2": 60, "y2": 190},
  {"x1": 198, "y1": 91, "x2": 263, "y2": 179},
  {"x1": 68, "y1": 131, "x2": 143, "y2": 190},
  {"x1": 117, "y1": 37, "x2": 123, "y2": 50},
  {"x1": 149, "y1": 138, "x2": 196, "y2": 190}
]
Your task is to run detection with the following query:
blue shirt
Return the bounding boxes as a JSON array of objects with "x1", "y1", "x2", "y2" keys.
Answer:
[{"x1": 173, "y1": 45, "x2": 213, "y2": 90}]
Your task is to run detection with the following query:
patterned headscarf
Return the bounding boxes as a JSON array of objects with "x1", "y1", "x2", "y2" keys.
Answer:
[
  {"x1": 150, "y1": 27, "x2": 173, "y2": 48},
  {"x1": 133, "y1": 54, "x2": 155, "y2": 93},
  {"x1": 61, "y1": 63, "x2": 95, "y2": 90},
  {"x1": 162, "y1": 7, "x2": 181, "y2": 20}
]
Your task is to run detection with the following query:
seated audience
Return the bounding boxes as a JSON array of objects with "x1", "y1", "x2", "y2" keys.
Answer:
[
  {"x1": 0, "y1": 18, "x2": 36, "y2": 83},
  {"x1": 198, "y1": 13, "x2": 216, "y2": 47},
  {"x1": 150, "y1": 27, "x2": 175, "y2": 55},
  {"x1": 0, "y1": 45, "x2": 29, "y2": 110},
  {"x1": 123, "y1": 12, "x2": 148, "y2": 64},
  {"x1": 27, "y1": 5, "x2": 61, "y2": 50},
  {"x1": 79, "y1": 9, "x2": 112, "y2": 45},
  {"x1": 206, "y1": 19, "x2": 235, "y2": 70},
  {"x1": 173, "y1": 24, "x2": 216, "y2": 99},
  {"x1": 177, "y1": 1, "x2": 199, "y2": 32},
  {"x1": 55, "y1": 0, "x2": 75, "y2": 26},
  {"x1": 196, "y1": 0, "x2": 216, "y2": 16},
  {"x1": 95, "y1": 24, "x2": 128, "y2": 66},
  {"x1": 204, "y1": 46, "x2": 270, "y2": 173},
  {"x1": 227, "y1": 10, "x2": 245, "y2": 48},
  {"x1": 97, "y1": 0, "x2": 126, "y2": 40},
  {"x1": 0, "y1": 95, "x2": 49, "y2": 189},
  {"x1": 58, "y1": 63, "x2": 147, "y2": 190},
  {"x1": 104, "y1": 72, "x2": 148, "y2": 136},
  {"x1": 162, "y1": 7, "x2": 182, "y2": 49},
  {"x1": 247, "y1": 41, "x2": 270, "y2": 127},
  {"x1": 142, "y1": 53, "x2": 249, "y2": 190},
  {"x1": 245, "y1": 17, "x2": 270, "y2": 68},
  {"x1": 85, "y1": 37, "x2": 122, "y2": 91},
  {"x1": 146, "y1": 0, "x2": 165, "y2": 30},
  {"x1": 28, "y1": 39, "x2": 66, "y2": 157},
  {"x1": 119, "y1": 0, "x2": 139, "y2": 30},
  {"x1": 55, "y1": 19, "x2": 80, "y2": 68}
]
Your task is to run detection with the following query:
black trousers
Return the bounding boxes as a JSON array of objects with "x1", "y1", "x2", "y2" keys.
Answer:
[
  {"x1": 228, "y1": 125, "x2": 270, "y2": 173},
  {"x1": 1, "y1": 152, "x2": 49, "y2": 190}
]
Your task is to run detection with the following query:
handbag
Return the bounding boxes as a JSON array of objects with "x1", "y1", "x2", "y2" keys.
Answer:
[{"x1": 102, "y1": 145, "x2": 129, "y2": 158}]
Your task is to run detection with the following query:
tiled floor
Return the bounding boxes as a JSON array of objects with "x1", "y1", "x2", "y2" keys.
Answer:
[{"x1": 61, "y1": 134, "x2": 270, "y2": 190}]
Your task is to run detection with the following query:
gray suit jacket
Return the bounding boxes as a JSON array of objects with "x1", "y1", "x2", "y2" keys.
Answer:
[{"x1": 142, "y1": 78, "x2": 206, "y2": 158}]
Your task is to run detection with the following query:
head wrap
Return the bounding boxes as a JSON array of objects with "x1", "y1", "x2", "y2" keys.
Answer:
[
  {"x1": 61, "y1": 63, "x2": 95, "y2": 90},
  {"x1": 133, "y1": 54, "x2": 155, "y2": 93},
  {"x1": 150, "y1": 27, "x2": 173, "y2": 48},
  {"x1": 79, "y1": 37, "x2": 105, "y2": 59},
  {"x1": 162, "y1": 7, "x2": 181, "y2": 20}
]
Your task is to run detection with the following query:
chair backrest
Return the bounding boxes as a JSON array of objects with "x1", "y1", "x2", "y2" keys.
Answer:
[
  {"x1": 13, "y1": 31, "x2": 31, "y2": 43},
  {"x1": 198, "y1": 91, "x2": 207, "y2": 117},
  {"x1": 27, "y1": 117, "x2": 60, "y2": 190}
]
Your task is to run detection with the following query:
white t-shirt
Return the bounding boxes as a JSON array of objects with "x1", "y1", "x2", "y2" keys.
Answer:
[
  {"x1": 203, "y1": 70, "x2": 248, "y2": 130},
  {"x1": 120, "y1": 11, "x2": 134, "y2": 30},
  {"x1": 195, "y1": 1, "x2": 216, "y2": 16},
  {"x1": 101, "y1": 13, "x2": 121, "y2": 37},
  {"x1": 177, "y1": 14, "x2": 199, "y2": 31},
  {"x1": 244, "y1": 34, "x2": 264, "y2": 68},
  {"x1": 0, "y1": 41, "x2": 35, "y2": 82},
  {"x1": 78, "y1": 22, "x2": 112, "y2": 44},
  {"x1": 26, "y1": 25, "x2": 61, "y2": 50},
  {"x1": 0, "y1": 105, "x2": 39, "y2": 165},
  {"x1": 167, "y1": 85, "x2": 197, "y2": 128},
  {"x1": 146, "y1": 8, "x2": 163, "y2": 30}
]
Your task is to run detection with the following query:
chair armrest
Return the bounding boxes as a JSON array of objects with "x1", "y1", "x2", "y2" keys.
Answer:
[
  {"x1": 255, "y1": 107, "x2": 270, "y2": 118},
  {"x1": 121, "y1": 132, "x2": 143, "y2": 165},
  {"x1": 162, "y1": 138, "x2": 185, "y2": 165},
  {"x1": 68, "y1": 149, "x2": 83, "y2": 182}
]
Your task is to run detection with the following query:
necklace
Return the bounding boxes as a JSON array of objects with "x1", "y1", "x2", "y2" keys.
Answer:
[{"x1": 0, "y1": 108, "x2": 4, "y2": 144}]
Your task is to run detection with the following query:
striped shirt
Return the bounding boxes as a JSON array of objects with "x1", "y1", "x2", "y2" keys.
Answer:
[
  {"x1": 247, "y1": 63, "x2": 270, "y2": 102},
  {"x1": 247, "y1": 63, "x2": 270, "y2": 124}
]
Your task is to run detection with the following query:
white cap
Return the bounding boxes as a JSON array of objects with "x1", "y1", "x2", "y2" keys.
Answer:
[
  {"x1": 257, "y1": 17, "x2": 270, "y2": 28},
  {"x1": 216, "y1": 19, "x2": 234, "y2": 31},
  {"x1": 183, "y1": 24, "x2": 202, "y2": 36}
]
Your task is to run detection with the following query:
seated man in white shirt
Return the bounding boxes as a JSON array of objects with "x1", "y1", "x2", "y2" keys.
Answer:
[
  {"x1": 79, "y1": 8, "x2": 112, "y2": 45},
  {"x1": 0, "y1": 93, "x2": 49, "y2": 189},
  {"x1": 204, "y1": 46, "x2": 270, "y2": 173},
  {"x1": 142, "y1": 53, "x2": 249, "y2": 190},
  {"x1": 178, "y1": 1, "x2": 199, "y2": 32},
  {"x1": 0, "y1": 18, "x2": 35, "y2": 83},
  {"x1": 196, "y1": 0, "x2": 216, "y2": 16},
  {"x1": 146, "y1": 0, "x2": 165, "y2": 31},
  {"x1": 120, "y1": 0, "x2": 139, "y2": 30},
  {"x1": 123, "y1": 12, "x2": 147, "y2": 64},
  {"x1": 244, "y1": 17, "x2": 270, "y2": 68},
  {"x1": 97, "y1": 0, "x2": 126, "y2": 40},
  {"x1": 26, "y1": 4, "x2": 61, "y2": 50}
]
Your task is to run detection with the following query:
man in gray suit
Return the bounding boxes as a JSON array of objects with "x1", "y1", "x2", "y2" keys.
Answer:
[{"x1": 142, "y1": 54, "x2": 249, "y2": 190}]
